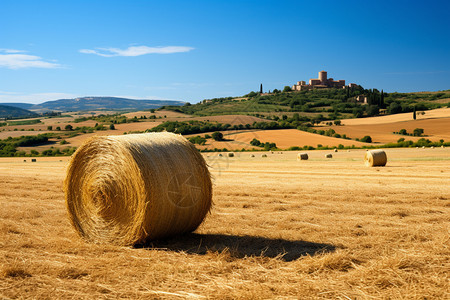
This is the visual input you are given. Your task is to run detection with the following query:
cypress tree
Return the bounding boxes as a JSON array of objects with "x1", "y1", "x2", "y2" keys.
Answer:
[
  {"x1": 260, "y1": 84, "x2": 263, "y2": 94},
  {"x1": 413, "y1": 106, "x2": 416, "y2": 120}
]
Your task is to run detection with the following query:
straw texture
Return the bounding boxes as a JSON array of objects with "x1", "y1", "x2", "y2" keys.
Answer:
[
  {"x1": 364, "y1": 149, "x2": 387, "y2": 167},
  {"x1": 64, "y1": 132, "x2": 212, "y2": 246}
]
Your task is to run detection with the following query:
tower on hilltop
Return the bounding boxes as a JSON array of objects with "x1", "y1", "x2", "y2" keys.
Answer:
[{"x1": 318, "y1": 71, "x2": 327, "y2": 84}]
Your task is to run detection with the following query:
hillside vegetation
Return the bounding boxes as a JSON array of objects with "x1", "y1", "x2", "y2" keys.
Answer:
[{"x1": 162, "y1": 88, "x2": 450, "y2": 123}]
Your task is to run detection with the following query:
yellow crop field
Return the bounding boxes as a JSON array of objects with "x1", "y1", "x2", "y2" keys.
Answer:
[{"x1": 1, "y1": 148, "x2": 449, "y2": 298}]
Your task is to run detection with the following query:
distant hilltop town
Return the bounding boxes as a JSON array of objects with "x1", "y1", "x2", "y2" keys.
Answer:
[{"x1": 292, "y1": 71, "x2": 357, "y2": 91}]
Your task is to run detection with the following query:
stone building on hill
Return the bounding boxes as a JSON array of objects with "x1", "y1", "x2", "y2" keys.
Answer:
[{"x1": 292, "y1": 71, "x2": 356, "y2": 91}]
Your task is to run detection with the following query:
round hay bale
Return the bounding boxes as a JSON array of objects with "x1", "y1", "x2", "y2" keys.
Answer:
[
  {"x1": 325, "y1": 154, "x2": 332, "y2": 158},
  {"x1": 31, "y1": 158, "x2": 36, "y2": 162},
  {"x1": 297, "y1": 153, "x2": 308, "y2": 161},
  {"x1": 250, "y1": 154, "x2": 255, "y2": 157},
  {"x1": 422, "y1": 146, "x2": 425, "y2": 149},
  {"x1": 334, "y1": 148, "x2": 338, "y2": 152},
  {"x1": 64, "y1": 132, "x2": 212, "y2": 246},
  {"x1": 431, "y1": 146, "x2": 434, "y2": 149},
  {"x1": 441, "y1": 145, "x2": 445, "y2": 148},
  {"x1": 347, "y1": 150, "x2": 350, "y2": 152},
  {"x1": 364, "y1": 149, "x2": 387, "y2": 167},
  {"x1": 261, "y1": 154, "x2": 267, "y2": 157},
  {"x1": 218, "y1": 153, "x2": 223, "y2": 157},
  {"x1": 23, "y1": 159, "x2": 27, "y2": 162},
  {"x1": 227, "y1": 152, "x2": 234, "y2": 157}
]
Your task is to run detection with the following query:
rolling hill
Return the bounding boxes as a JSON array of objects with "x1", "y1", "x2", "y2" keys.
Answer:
[
  {"x1": 30, "y1": 97, "x2": 186, "y2": 112},
  {"x1": 0, "y1": 103, "x2": 35, "y2": 110},
  {"x1": 0, "y1": 104, "x2": 39, "y2": 119}
]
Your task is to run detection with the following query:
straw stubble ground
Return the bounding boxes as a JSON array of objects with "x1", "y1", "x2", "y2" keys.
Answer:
[{"x1": 0, "y1": 148, "x2": 449, "y2": 299}]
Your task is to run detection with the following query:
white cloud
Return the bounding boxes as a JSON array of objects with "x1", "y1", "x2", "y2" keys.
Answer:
[
  {"x1": 0, "y1": 49, "x2": 62, "y2": 69},
  {"x1": 0, "y1": 49, "x2": 25, "y2": 54},
  {"x1": 79, "y1": 45, "x2": 194, "y2": 57},
  {"x1": 0, "y1": 92, "x2": 77, "y2": 104}
]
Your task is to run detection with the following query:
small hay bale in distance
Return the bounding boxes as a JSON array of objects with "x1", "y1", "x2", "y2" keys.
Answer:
[
  {"x1": 325, "y1": 154, "x2": 333, "y2": 158},
  {"x1": 297, "y1": 153, "x2": 308, "y2": 161},
  {"x1": 64, "y1": 132, "x2": 212, "y2": 246},
  {"x1": 227, "y1": 152, "x2": 234, "y2": 157},
  {"x1": 334, "y1": 148, "x2": 338, "y2": 152},
  {"x1": 31, "y1": 158, "x2": 36, "y2": 162},
  {"x1": 364, "y1": 149, "x2": 387, "y2": 167},
  {"x1": 218, "y1": 153, "x2": 223, "y2": 157},
  {"x1": 250, "y1": 154, "x2": 255, "y2": 157},
  {"x1": 261, "y1": 154, "x2": 267, "y2": 157}
]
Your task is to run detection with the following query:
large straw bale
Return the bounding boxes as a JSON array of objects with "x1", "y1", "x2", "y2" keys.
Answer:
[
  {"x1": 64, "y1": 132, "x2": 212, "y2": 246},
  {"x1": 325, "y1": 154, "x2": 332, "y2": 158},
  {"x1": 364, "y1": 149, "x2": 387, "y2": 167},
  {"x1": 297, "y1": 153, "x2": 308, "y2": 160}
]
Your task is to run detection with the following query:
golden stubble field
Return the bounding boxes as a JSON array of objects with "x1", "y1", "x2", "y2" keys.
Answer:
[{"x1": 0, "y1": 148, "x2": 449, "y2": 299}]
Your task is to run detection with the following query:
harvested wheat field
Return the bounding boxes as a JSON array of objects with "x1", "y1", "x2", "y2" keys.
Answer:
[
  {"x1": 319, "y1": 118, "x2": 450, "y2": 144},
  {"x1": 340, "y1": 107, "x2": 450, "y2": 126},
  {"x1": 1, "y1": 148, "x2": 449, "y2": 299},
  {"x1": 212, "y1": 129, "x2": 370, "y2": 149}
]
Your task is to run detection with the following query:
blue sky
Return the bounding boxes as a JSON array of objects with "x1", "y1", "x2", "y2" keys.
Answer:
[{"x1": 1, "y1": 0, "x2": 449, "y2": 104}]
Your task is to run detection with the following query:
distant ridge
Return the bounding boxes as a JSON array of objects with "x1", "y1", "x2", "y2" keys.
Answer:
[
  {"x1": 0, "y1": 104, "x2": 39, "y2": 119},
  {"x1": 4, "y1": 96, "x2": 186, "y2": 112},
  {"x1": 1, "y1": 103, "x2": 35, "y2": 110}
]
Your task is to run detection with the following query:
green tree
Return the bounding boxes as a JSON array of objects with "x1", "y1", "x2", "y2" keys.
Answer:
[
  {"x1": 250, "y1": 138, "x2": 261, "y2": 146},
  {"x1": 352, "y1": 107, "x2": 364, "y2": 118},
  {"x1": 211, "y1": 131, "x2": 224, "y2": 141},
  {"x1": 413, "y1": 128, "x2": 424, "y2": 136},
  {"x1": 47, "y1": 125, "x2": 52, "y2": 130},
  {"x1": 109, "y1": 123, "x2": 115, "y2": 130},
  {"x1": 283, "y1": 86, "x2": 292, "y2": 92},
  {"x1": 360, "y1": 135, "x2": 372, "y2": 143},
  {"x1": 65, "y1": 124, "x2": 73, "y2": 131},
  {"x1": 399, "y1": 129, "x2": 407, "y2": 135},
  {"x1": 366, "y1": 105, "x2": 379, "y2": 117}
]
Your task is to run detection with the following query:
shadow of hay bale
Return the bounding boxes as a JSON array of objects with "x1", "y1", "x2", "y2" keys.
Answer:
[{"x1": 136, "y1": 233, "x2": 336, "y2": 262}]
